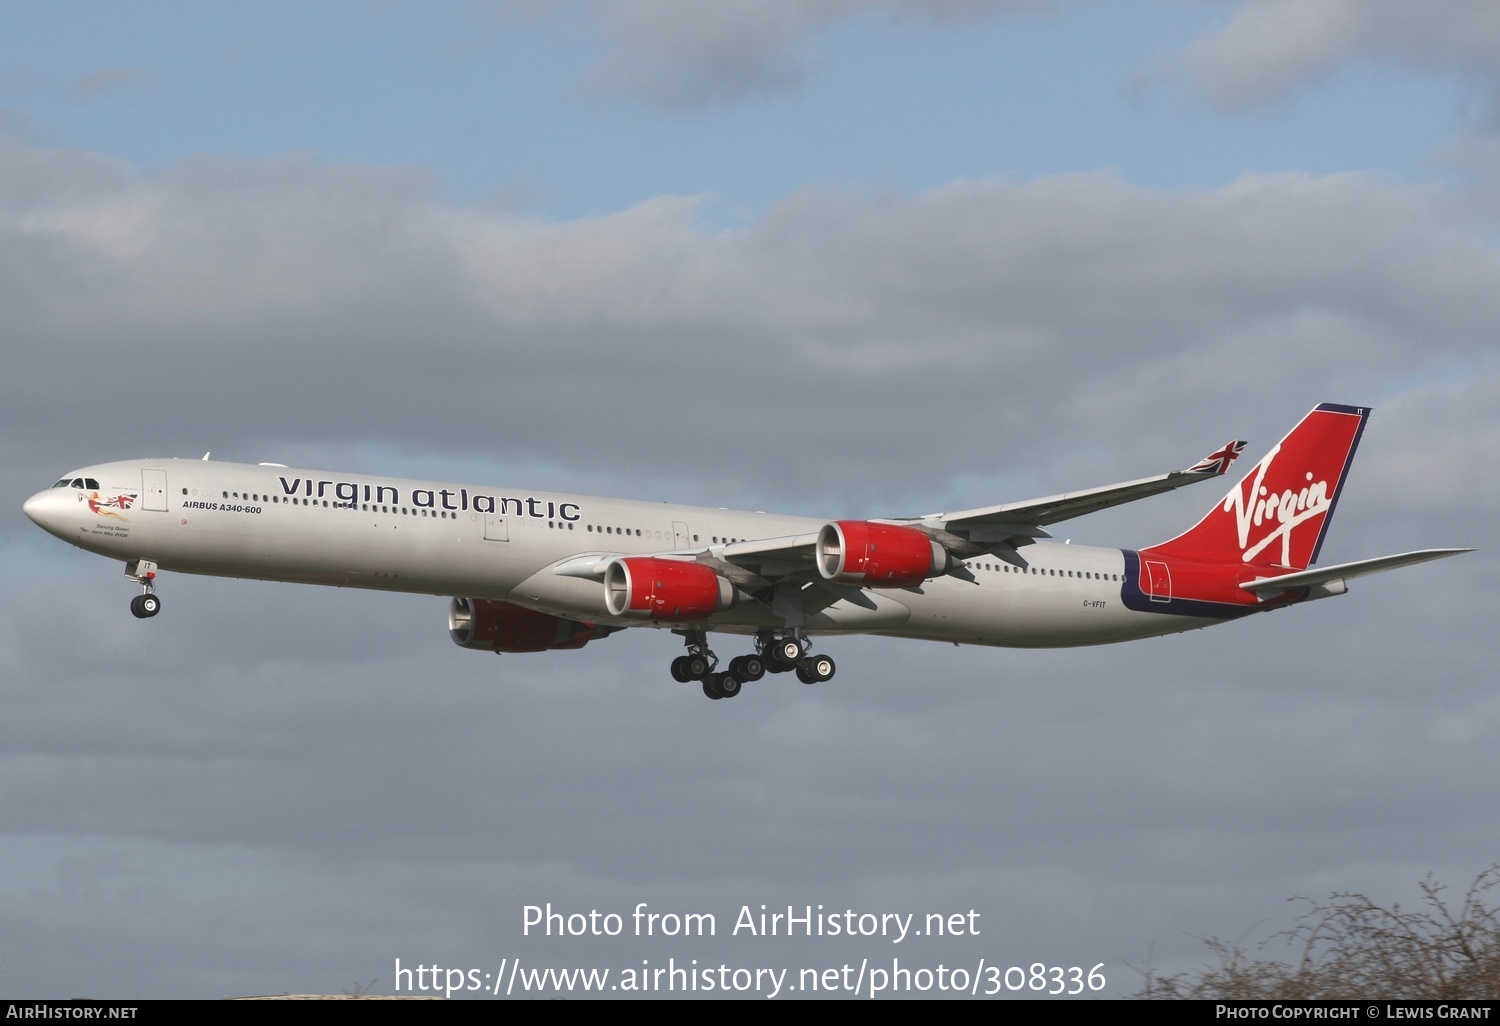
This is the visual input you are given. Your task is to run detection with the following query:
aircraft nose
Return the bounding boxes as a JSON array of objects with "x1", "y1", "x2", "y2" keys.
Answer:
[{"x1": 23, "y1": 488, "x2": 64, "y2": 531}]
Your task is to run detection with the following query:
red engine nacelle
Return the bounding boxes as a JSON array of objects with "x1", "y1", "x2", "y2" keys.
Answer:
[
  {"x1": 816, "y1": 520, "x2": 950, "y2": 588},
  {"x1": 448, "y1": 597, "x2": 609, "y2": 653},
  {"x1": 603, "y1": 557, "x2": 734, "y2": 621}
]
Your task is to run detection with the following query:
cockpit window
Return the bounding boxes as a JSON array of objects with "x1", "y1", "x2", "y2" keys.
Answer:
[
  {"x1": 85, "y1": 478, "x2": 99, "y2": 489},
  {"x1": 53, "y1": 479, "x2": 72, "y2": 488},
  {"x1": 53, "y1": 478, "x2": 99, "y2": 489}
]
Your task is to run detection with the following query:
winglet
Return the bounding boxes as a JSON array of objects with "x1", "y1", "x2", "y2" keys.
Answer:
[{"x1": 1182, "y1": 440, "x2": 1247, "y2": 477}]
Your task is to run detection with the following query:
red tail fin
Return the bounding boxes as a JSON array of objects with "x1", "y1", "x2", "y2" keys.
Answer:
[{"x1": 1145, "y1": 404, "x2": 1369, "y2": 570}]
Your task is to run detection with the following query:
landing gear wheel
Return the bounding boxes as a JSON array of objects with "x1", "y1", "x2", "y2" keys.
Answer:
[
  {"x1": 671, "y1": 656, "x2": 692, "y2": 683},
  {"x1": 729, "y1": 655, "x2": 765, "y2": 682},
  {"x1": 796, "y1": 654, "x2": 835, "y2": 684},
  {"x1": 130, "y1": 594, "x2": 161, "y2": 619},
  {"x1": 715, "y1": 672, "x2": 742, "y2": 698},
  {"x1": 684, "y1": 654, "x2": 711, "y2": 680},
  {"x1": 702, "y1": 677, "x2": 724, "y2": 700},
  {"x1": 769, "y1": 637, "x2": 803, "y2": 669}
]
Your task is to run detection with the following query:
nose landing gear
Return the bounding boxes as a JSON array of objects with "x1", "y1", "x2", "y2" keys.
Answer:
[{"x1": 125, "y1": 559, "x2": 161, "y2": 619}]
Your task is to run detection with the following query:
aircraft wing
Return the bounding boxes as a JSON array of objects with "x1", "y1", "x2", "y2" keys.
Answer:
[
  {"x1": 550, "y1": 441, "x2": 1249, "y2": 584},
  {"x1": 550, "y1": 535, "x2": 823, "y2": 590},
  {"x1": 1239, "y1": 548, "x2": 1475, "y2": 596},
  {"x1": 901, "y1": 440, "x2": 1247, "y2": 538}
]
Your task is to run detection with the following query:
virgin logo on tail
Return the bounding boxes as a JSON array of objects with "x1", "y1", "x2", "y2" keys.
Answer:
[
  {"x1": 1223, "y1": 443, "x2": 1333, "y2": 565},
  {"x1": 1145, "y1": 404, "x2": 1367, "y2": 571}
]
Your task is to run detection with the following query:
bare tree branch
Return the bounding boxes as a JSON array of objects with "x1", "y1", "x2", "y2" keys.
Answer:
[{"x1": 1136, "y1": 866, "x2": 1500, "y2": 999}]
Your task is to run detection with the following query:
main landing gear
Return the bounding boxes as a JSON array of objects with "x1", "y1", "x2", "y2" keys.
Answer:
[
  {"x1": 125, "y1": 559, "x2": 161, "y2": 619},
  {"x1": 669, "y1": 630, "x2": 836, "y2": 700},
  {"x1": 759, "y1": 634, "x2": 836, "y2": 686},
  {"x1": 669, "y1": 629, "x2": 740, "y2": 700}
]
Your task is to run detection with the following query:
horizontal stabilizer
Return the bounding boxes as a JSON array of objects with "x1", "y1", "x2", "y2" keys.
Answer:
[{"x1": 1240, "y1": 548, "x2": 1474, "y2": 595}]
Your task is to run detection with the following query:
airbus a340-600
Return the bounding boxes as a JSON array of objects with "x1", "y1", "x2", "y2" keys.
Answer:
[{"x1": 24, "y1": 404, "x2": 1470, "y2": 700}]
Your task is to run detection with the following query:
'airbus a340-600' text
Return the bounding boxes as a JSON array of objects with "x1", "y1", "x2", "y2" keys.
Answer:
[{"x1": 24, "y1": 404, "x2": 1471, "y2": 700}]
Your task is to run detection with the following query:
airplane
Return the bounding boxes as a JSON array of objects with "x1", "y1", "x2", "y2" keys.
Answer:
[{"x1": 22, "y1": 403, "x2": 1471, "y2": 700}]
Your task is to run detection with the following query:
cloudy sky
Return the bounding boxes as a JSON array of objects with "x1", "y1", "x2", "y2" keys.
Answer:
[{"x1": 3, "y1": 0, "x2": 1497, "y2": 1000}]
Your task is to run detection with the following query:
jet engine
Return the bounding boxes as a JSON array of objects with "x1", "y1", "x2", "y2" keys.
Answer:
[
  {"x1": 603, "y1": 557, "x2": 735, "y2": 621},
  {"x1": 448, "y1": 597, "x2": 609, "y2": 653},
  {"x1": 816, "y1": 520, "x2": 951, "y2": 588}
]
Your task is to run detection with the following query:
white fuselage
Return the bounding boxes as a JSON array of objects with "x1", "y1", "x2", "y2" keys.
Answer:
[{"x1": 24, "y1": 457, "x2": 1218, "y2": 648}]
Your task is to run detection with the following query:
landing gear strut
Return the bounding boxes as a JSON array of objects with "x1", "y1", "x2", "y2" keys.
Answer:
[{"x1": 126, "y1": 559, "x2": 161, "y2": 619}]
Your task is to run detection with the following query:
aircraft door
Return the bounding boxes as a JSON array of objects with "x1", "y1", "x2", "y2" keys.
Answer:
[
  {"x1": 1142, "y1": 559, "x2": 1171, "y2": 602},
  {"x1": 484, "y1": 513, "x2": 509, "y2": 541},
  {"x1": 672, "y1": 521, "x2": 690, "y2": 549},
  {"x1": 142, "y1": 470, "x2": 168, "y2": 512}
]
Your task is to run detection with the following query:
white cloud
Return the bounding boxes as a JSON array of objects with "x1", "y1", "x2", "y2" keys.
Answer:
[
  {"x1": 487, "y1": 0, "x2": 1044, "y2": 110},
  {"x1": 4, "y1": 142, "x2": 1498, "y2": 521},
  {"x1": 1168, "y1": 0, "x2": 1500, "y2": 112},
  {"x1": 68, "y1": 68, "x2": 160, "y2": 104}
]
